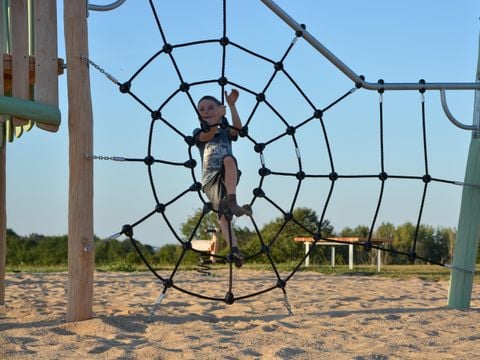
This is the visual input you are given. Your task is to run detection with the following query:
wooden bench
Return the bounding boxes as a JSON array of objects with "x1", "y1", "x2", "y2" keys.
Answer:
[{"x1": 294, "y1": 237, "x2": 392, "y2": 272}]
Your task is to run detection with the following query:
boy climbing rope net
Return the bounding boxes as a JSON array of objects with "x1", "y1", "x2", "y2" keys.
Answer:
[{"x1": 193, "y1": 89, "x2": 252, "y2": 267}]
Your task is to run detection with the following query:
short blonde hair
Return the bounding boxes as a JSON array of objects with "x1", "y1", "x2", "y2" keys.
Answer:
[{"x1": 198, "y1": 95, "x2": 222, "y2": 107}]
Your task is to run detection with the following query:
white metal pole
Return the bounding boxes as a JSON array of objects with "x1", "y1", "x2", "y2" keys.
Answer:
[
  {"x1": 348, "y1": 244, "x2": 354, "y2": 270},
  {"x1": 304, "y1": 242, "x2": 310, "y2": 267},
  {"x1": 377, "y1": 250, "x2": 381, "y2": 272}
]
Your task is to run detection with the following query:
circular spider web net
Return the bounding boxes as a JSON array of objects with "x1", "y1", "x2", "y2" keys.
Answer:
[{"x1": 92, "y1": 0, "x2": 466, "y2": 305}]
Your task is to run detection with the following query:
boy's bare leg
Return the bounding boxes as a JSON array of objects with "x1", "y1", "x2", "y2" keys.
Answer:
[
  {"x1": 219, "y1": 215, "x2": 237, "y2": 248},
  {"x1": 219, "y1": 215, "x2": 243, "y2": 268},
  {"x1": 223, "y1": 156, "x2": 238, "y2": 195},
  {"x1": 210, "y1": 229, "x2": 220, "y2": 263},
  {"x1": 221, "y1": 156, "x2": 252, "y2": 217}
]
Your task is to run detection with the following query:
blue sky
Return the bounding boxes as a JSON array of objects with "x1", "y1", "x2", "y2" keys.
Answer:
[{"x1": 5, "y1": 0, "x2": 480, "y2": 247}]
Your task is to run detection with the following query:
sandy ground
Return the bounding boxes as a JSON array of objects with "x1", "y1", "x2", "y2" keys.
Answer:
[{"x1": 1, "y1": 269, "x2": 479, "y2": 359}]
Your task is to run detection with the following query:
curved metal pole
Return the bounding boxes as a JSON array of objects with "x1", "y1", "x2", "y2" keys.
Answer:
[
  {"x1": 88, "y1": 0, "x2": 127, "y2": 12},
  {"x1": 260, "y1": 0, "x2": 480, "y2": 92},
  {"x1": 440, "y1": 89, "x2": 479, "y2": 136}
]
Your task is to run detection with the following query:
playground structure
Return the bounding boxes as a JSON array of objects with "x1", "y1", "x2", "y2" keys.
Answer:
[
  {"x1": 191, "y1": 228, "x2": 224, "y2": 264},
  {"x1": 1, "y1": 0, "x2": 63, "y2": 307},
  {"x1": 0, "y1": 0, "x2": 479, "y2": 322},
  {"x1": 0, "y1": 0, "x2": 91, "y2": 322}
]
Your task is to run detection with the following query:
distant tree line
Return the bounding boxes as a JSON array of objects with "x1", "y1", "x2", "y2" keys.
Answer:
[
  {"x1": 5, "y1": 207, "x2": 479, "y2": 268},
  {"x1": 5, "y1": 229, "x2": 159, "y2": 268},
  {"x1": 177, "y1": 208, "x2": 460, "y2": 266}
]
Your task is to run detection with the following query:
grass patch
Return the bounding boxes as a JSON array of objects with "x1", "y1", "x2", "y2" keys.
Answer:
[
  {"x1": 209, "y1": 263, "x2": 479, "y2": 282},
  {"x1": 6, "y1": 265, "x2": 68, "y2": 273},
  {"x1": 305, "y1": 265, "x2": 455, "y2": 281},
  {"x1": 5, "y1": 263, "x2": 480, "y2": 282}
]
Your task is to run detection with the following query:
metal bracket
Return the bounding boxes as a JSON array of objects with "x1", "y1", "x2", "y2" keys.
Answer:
[
  {"x1": 440, "y1": 89, "x2": 480, "y2": 138},
  {"x1": 88, "y1": 0, "x2": 127, "y2": 12}
]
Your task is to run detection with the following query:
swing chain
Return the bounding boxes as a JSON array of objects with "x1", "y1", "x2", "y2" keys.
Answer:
[{"x1": 81, "y1": 56, "x2": 120, "y2": 85}]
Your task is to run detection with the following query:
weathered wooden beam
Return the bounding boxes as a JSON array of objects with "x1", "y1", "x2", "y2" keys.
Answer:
[
  {"x1": 11, "y1": 0, "x2": 29, "y2": 126},
  {"x1": 64, "y1": 0, "x2": 95, "y2": 322},
  {"x1": 0, "y1": 0, "x2": 5, "y2": 307},
  {"x1": 2, "y1": 53, "x2": 65, "y2": 93},
  {"x1": 34, "y1": 0, "x2": 60, "y2": 132}
]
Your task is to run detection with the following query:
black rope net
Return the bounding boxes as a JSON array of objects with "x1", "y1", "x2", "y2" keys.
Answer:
[{"x1": 92, "y1": 0, "x2": 467, "y2": 305}]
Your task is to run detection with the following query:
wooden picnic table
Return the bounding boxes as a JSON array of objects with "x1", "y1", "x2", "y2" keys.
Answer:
[{"x1": 294, "y1": 237, "x2": 392, "y2": 271}]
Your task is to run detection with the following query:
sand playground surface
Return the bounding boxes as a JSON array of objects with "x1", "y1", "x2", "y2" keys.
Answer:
[{"x1": 1, "y1": 269, "x2": 479, "y2": 359}]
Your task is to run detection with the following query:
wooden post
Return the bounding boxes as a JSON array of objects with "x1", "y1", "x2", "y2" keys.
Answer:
[
  {"x1": 0, "y1": 0, "x2": 5, "y2": 307},
  {"x1": 0, "y1": 143, "x2": 4, "y2": 306},
  {"x1": 448, "y1": 36, "x2": 480, "y2": 309},
  {"x1": 34, "y1": 0, "x2": 60, "y2": 133},
  {"x1": 10, "y1": 0, "x2": 30, "y2": 127},
  {"x1": 64, "y1": 0, "x2": 94, "y2": 322}
]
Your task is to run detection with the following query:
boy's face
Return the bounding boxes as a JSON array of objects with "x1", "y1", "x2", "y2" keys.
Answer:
[{"x1": 198, "y1": 99, "x2": 225, "y2": 125}]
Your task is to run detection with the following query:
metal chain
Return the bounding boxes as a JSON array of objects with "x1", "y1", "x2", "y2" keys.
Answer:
[
  {"x1": 81, "y1": 56, "x2": 120, "y2": 85},
  {"x1": 85, "y1": 154, "x2": 125, "y2": 161}
]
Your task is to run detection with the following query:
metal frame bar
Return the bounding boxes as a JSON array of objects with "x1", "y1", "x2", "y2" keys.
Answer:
[
  {"x1": 0, "y1": 95, "x2": 61, "y2": 126},
  {"x1": 260, "y1": 0, "x2": 480, "y2": 135},
  {"x1": 88, "y1": 0, "x2": 126, "y2": 12},
  {"x1": 441, "y1": 89, "x2": 479, "y2": 135},
  {"x1": 260, "y1": 0, "x2": 480, "y2": 91}
]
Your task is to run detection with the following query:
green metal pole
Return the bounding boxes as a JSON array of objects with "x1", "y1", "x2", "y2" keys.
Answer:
[
  {"x1": 448, "y1": 34, "x2": 480, "y2": 309},
  {"x1": 0, "y1": 95, "x2": 61, "y2": 127}
]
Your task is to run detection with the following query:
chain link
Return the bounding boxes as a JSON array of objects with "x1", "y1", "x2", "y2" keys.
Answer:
[
  {"x1": 81, "y1": 56, "x2": 120, "y2": 85},
  {"x1": 86, "y1": 154, "x2": 125, "y2": 161}
]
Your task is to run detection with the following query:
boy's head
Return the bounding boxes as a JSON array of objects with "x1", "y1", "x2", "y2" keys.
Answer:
[
  {"x1": 198, "y1": 95, "x2": 225, "y2": 124},
  {"x1": 198, "y1": 95, "x2": 221, "y2": 107}
]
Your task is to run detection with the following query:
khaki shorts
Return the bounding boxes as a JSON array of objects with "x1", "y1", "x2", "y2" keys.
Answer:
[{"x1": 202, "y1": 156, "x2": 241, "y2": 212}]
